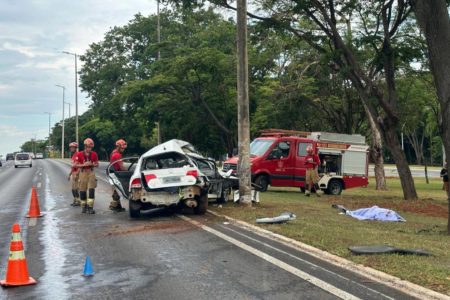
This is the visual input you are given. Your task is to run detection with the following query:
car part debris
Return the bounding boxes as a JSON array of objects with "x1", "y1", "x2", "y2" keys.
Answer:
[
  {"x1": 349, "y1": 245, "x2": 431, "y2": 256},
  {"x1": 256, "y1": 212, "x2": 296, "y2": 224}
]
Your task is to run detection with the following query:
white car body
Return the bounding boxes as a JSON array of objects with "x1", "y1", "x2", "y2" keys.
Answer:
[
  {"x1": 15, "y1": 153, "x2": 32, "y2": 168},
  {"x1": 108, "y1": 139, "x2": 233, "y2": 218},
  {"x1": 35, "y1": 153, "x2": 44, "y2": 159}
]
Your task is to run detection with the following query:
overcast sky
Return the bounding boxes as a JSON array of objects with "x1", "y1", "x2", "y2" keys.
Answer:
[{"x1": 0, "y1": 0, "x2": 157, "y2": 156}]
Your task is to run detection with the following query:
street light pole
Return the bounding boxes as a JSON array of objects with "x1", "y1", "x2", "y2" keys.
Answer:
[
  {"x1": 157, "y1": 0, "x2": 161, "y2": 60},
  {"x1": 56, "y1": 85, "x2": 66, "y2": 159},
  {"x1": 65, "y1": 101, "x2": 71, "y2": 118},
  {"x1": 62, "y1": 51, "x2": 79, "y2": 146},
  {"x1": 44, "y1": 112, "x2": 52, "y2": 150}
]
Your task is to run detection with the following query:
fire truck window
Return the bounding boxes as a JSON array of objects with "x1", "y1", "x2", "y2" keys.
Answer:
[
  {"x1": 298, "y1": 143, "x2": 313, "y2": 156},
  {"x1": 269, "y1": 142, "x2": 290, "y2": 159}
]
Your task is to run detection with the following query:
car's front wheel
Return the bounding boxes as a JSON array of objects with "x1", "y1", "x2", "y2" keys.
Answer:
[{"x1": 129, "y1": 199, "x2": 141, "y2": 218}]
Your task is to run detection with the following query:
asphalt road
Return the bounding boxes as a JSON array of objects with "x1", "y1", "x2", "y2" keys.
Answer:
[{"x1": 0, "y1": 159, "x2": 419, "y2": 300}]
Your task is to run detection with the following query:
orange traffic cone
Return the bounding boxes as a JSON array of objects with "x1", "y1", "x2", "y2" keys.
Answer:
[
  {"x1": 0, "y1": 223, "x2": 36, "y2": 287},
  {"x1": 26, "y1": 186, "x2": 43, "y2": 218}
]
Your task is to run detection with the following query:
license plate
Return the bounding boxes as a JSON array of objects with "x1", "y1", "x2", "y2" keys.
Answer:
[{"x1": 163, "y1": 176, "x2": 181, "y2": 183}]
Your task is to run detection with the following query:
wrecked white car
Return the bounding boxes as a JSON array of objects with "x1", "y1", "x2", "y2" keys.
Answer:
[{"x1": 107, "y1": 139, "x2": 232, "y2": 218}]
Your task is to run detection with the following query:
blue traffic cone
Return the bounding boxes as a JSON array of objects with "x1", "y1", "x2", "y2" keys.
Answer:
[{"x1": 82, "y1": 256, "x2": 94, "y2": 277}]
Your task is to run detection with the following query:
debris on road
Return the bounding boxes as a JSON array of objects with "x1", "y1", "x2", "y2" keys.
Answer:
[
  {"x1": 256, "y1": 212, "x2": 296, "y2": 224},
  {"x1": 332, "y1": 205, "x2": 406, "y2": 222},
  {"x1": 349, "y1": 245, "x2": 431, "y2": 256}
]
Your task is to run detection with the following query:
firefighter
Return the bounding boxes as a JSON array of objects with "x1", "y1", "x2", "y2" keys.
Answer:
[
  {"x1": 74, "y1": 138, "x2": 99, "y2": 214},
  {"x1": 304, "y1": 145, "x2": 322, "y2": 197},
  {"x1": 68, "y1": 142, "x2": 80, "y2": 206},
  {"x1": 109, "y1": 139, "x2": 127, "y2": 212}
]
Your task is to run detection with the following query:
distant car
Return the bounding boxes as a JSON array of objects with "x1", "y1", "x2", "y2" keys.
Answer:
[
  {"x1": 35, "y1": 153, "x2": 44, "y2": 159},
  {"x1": 15, "y1": 153, "x2": 32, "y2": 168},
  {"x1": 6, "y1": 153, "x2": 14, "y2": 161}
]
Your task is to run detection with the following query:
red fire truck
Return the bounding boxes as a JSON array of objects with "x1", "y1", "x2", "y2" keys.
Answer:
[{"x1": 223, "y1": 130, "x2": 369, "y2": 195}]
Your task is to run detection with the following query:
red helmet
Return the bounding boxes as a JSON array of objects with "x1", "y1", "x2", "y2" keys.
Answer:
[
  {"x1": 115, "y1": 139, "x2": 127, "y2": 148},
  {"x1": 306, "y1": 145, "x2": 314, "y2": 154},
  {"x1": 84, "y1": 138, "x2": 94, "y2": 148},
  {"x1": 69, "y1": 142, "x2": 78, "y2": 148}
]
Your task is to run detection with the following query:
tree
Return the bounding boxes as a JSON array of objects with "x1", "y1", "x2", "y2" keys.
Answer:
[
  {"x1": 410, "y1": 0, "x2": 450, "y2": 233},
  {"x1": 213, "y1": 0, "x2": 419, "y2": 197}
]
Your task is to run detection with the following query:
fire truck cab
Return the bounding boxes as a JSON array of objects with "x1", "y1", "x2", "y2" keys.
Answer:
[{"x1": 223, "y1": 130, "x2": 369, "y2": 195}]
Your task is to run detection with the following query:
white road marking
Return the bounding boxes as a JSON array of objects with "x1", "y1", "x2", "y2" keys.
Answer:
[
  {"x1": 179, "y1": 215, "x2": 361, "y2": 300},
  {"x1": 29, "y1": 218, "x2": 37, "y2": 227},
  {"x1": 219, "y1": 224, "x2": 394, "y2": 300}
]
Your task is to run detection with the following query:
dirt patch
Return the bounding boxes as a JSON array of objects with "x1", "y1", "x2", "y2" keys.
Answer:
[
  {"x1": 326, "y1": 197, "x2": 448, "y2": 218},
  {"x1": 98, "y1": 221, "x2": 195, "y2": 237}
]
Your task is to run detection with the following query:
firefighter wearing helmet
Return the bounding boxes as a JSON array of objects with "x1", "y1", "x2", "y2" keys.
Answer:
[
  {"x1": 109, "y1": 139, "x2": 127, "y2": 212},
  {"x1": 73, "y1": 138, "x2": 99, "y2": 214},
  {"x1": 304, "y1": 145, "x2": 322, "y2": 197},
  {"x1": 68, "y1": 142, "x2": 81, "y2": 206}
]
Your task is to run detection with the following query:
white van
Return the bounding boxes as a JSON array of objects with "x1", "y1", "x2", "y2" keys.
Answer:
[{"x1": 15, "y1": 153, "x2": 32, "y2": 168}]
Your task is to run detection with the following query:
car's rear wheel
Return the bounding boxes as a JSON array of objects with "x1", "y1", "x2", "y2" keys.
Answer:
[
  {"x1": 129, "y1": 199, "x2": 141, "y2": 218},
  {"x1": 30, "y1": 164, "x2": 32, "y2": 168},
  {"x1": 194, "y1": 193, "x2": 208, "y2": 215},
  {"x1": 14, "y1": 165, "x2": 17, "y2": 168}
]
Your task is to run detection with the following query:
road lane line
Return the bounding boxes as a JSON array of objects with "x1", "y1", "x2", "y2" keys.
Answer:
[
  {"x1": 179, "y1": 215, "x2": 361, "y2": 300},
  {"x1": 29, "y1": 218, "x2": 37, "y2": 227},
  {"x1": 219, "y1": 224, "x2": 394, "y2": 300}
]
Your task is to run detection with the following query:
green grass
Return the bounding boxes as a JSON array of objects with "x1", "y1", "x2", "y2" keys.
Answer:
[{"x1": 211, "y1": 178, "x2": 450, "y2": 295}]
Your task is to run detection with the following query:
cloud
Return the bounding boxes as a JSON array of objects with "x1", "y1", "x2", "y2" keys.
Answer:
[{"x1": 0, "y1": 0, "x2": 157, "y2": 155}]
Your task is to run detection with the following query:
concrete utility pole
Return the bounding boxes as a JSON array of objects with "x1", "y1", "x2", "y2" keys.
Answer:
[
  {"x1": 44, "y1": 112, "x2": 52, "y2": 150},
  {"x1": 236, "y1": 0, "x2": 252, "y2": 206},
  {"x1": 56, "y1": 85, "x2": 66, "y2": 159},
  {"x1": 62, "y1": 51, "x2": 79, "y2": 146},
  {"x1": 157, "y1": 0, "x2": 161, "y2": 60}
]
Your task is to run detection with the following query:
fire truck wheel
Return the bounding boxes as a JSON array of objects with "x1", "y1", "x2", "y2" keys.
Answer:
[
  {"x1": 300, "y1": 187, "x2": 306, "y2": 193},
  {"x1": 327, "y1": 179, "x2": 343, "y2": 195},
  {"x1": 255, "y1": 175, "x2": 269, "y2": 192}
]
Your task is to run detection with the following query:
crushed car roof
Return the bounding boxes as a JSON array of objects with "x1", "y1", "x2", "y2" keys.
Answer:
[{"x1": 141, "y1": 139, "x2": 199, "y2": 158}]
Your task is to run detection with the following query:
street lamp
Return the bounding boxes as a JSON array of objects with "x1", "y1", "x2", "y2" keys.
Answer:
[
  {"x1": 62, "y1": 51, "x2": 79, "y2": 146},
  {"x1": 56, "y1": 84, "x2": 65, "y2": 159},
  {"x1": 44, "y1": 112, "x2": 52, "y2": 150}
]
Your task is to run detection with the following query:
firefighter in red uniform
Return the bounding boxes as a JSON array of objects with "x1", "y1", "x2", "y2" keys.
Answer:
[
  {"x1": 68, "y1": 142, "x2": 80, "y2": 206},
  {"x1": 304, "y1": 146, "x2": 322, "y2": 197},
  {"x1": 73, "y1": 138, "x2": 99, "y2": 214},
  {"x1": 109, "y1": 139, "x2": 127, "y2": 212}
]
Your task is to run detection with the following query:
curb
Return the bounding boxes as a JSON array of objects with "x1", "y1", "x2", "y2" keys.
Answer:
[{"x1": 207, "y1": 209, "x2": 450, "y2": 300}]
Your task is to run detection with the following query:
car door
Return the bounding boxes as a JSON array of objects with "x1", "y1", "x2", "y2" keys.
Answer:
[
  {"x1": 293, "y1": 141, "x2": 313, "y2": 187},
  {"x1": 264, "y1": 140, "x2": 294, "y2": 187}
]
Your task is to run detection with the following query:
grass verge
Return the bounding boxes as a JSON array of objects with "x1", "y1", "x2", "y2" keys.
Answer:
[{"x1": 210, "y1": 178, "x2": 450, "y2": 295}]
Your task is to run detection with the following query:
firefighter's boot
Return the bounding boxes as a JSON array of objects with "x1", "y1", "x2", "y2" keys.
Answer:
[
  {"x1": 70, "y1": 197, "x2": 80, "y2": 207},
  {"x1": 81, "y1": 204, "x2": 87, "y2": 213},
  {"x1": 87, "y1": 198, "x2": 95, "y2": 214},
  {"x1": 305, "y1": 184, "x2": 311, "y2": 197},
  {"x1": 314, "y1": 183, "x2": 322, "y2": 197}
]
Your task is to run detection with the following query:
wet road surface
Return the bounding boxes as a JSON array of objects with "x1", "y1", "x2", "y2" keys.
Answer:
[{"x1": 0, "y1": 159, "x2": 418, "y2": 299}]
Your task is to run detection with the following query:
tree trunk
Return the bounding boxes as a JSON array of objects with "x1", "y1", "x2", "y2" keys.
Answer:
[
  {"x1": 364, "y1": 103, "x2": 387, "y2": 190},
  {"x1": 236, "y1": 0, "x2": 252, "y2": 206},
  {"x1": 411, "y1": 0, "x2": 450, "y2": 234},
  {"x1": 382, "y1": 119, "x2": 418, "y2": 200}
]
